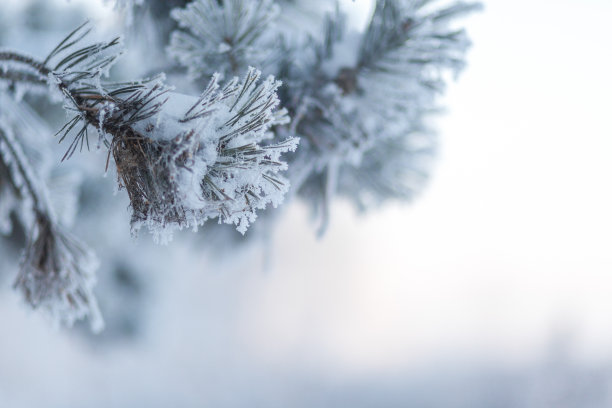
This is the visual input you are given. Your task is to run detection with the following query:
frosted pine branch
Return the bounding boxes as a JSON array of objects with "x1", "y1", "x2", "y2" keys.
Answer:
[
  {"x1": 14, "y1": 213, "x2": 103, "y2": 332},
  {"x1": 0, "y1": 112, "x2": 102, "y2": 332},
  {"x1": 0, "y1": 22, "x2": 296, "y2": 243},
  {"x1": 123, "y1": 68, "x2": 297, "y2": 242},
  {"x1": 0, "y1": 1, "x2": 480, "y2": 333},
  {"x1": 165, "y1": 0, "x2": 479, "y2": 232},
  {"x1": 278, "y1": 0, "x2": 480, "y2": 224},
  {"x1": 169, "y1": 0, "x2": 280, "y2": 79},
  {"x1": 0, "y1": 20, "x2": 297, "y2": 329}
]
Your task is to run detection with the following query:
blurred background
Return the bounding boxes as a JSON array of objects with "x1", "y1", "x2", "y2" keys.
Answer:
[{"x1": 1, "y1": 0, "x2": 611, "y2": 407}]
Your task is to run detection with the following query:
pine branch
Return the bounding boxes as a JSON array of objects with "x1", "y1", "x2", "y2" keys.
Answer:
[
  {"x1": 0, "y1": 20, "x2": 299, "y2": 331},
  {"x1": 358, "y1": 0, "x2": 482, "y2": 76},
  {"x1": 271, "y1": 0, "x2": 480, "y2": 227},
  {"x1": 2, "y1": 22, "x2": 297, "y2": 243},
  {"x1": 0, "y1": 120, "x2": 102, "y2": 332},
  {"x1": 168, "y1": 0, "x2": 280, "y2": 79},
  {"x1": 0, "y1": 70, "x2": 46, "y2": 86},
  {"x1": 124, "y1": 67, "x2": 297, "y2": 241}
]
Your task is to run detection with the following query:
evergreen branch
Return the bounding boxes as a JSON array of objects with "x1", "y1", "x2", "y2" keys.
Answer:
[
  {"x1": 168, "y1": 0, "x2": 279, "y2": 78},
  {"x1": 275, "y1": 0, "x2": 480, "y2": 224},
  {"x1": 1, "y1": 23, "x2": 297, "y2": 242},
  {"x1": 0, "y1": 127, "x2": 48, "y2": 215},
  {"x1": 0, "y1": 51, "x2": 51, "y2": 76},
  {"x1": 0, "y1": 70, "x2": 47, "y2": 86},
  {"x1": 0, "y1": 122, "x2": 102, "y2": 332}
]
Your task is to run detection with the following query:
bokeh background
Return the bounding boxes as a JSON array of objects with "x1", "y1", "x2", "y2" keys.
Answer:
[{"x1": 1, "y1": 0, "x2": 611, "y2": 406}]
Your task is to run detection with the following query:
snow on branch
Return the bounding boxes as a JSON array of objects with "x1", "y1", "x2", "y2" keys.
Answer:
[
  {"x1": 359, "y1": 0, "x2": 482, "y2": 96},
  {"x1": 14, "y1": 213, "x2": 103, "y2": 332},
  {"x1": 0, "y1": 108, "x2": 102, "y2": 332},
  {"x1": 280, "y1": 0, "x2": 480, "y2": 226},
  {"x1": 0, "y1": 22, "x2": 296, "y2": 243},
  {"x1": 169, "y1": 0, "x2": 280, "y2": 79},
  {"x1": 126, "y1": 68, "x2": 297, "y2": 241}
]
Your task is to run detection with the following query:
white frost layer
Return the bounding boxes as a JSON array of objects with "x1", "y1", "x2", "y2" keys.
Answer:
[{"x1": 125, "y1": 68, "x2": 298, "y2": 242}]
